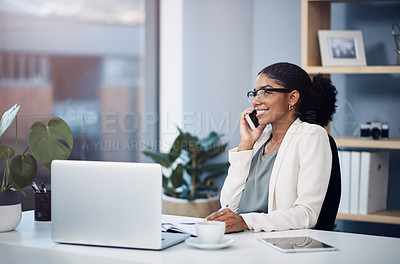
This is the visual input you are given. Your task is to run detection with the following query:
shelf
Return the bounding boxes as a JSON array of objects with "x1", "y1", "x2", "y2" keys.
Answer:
[
  {"x1": 302, "y1": 0, "x2": 400, "y2": 227},
  {"x1": 300, "y1": 0, "x2": 400, "y2": 73},
  {"x1": 334, "y1": 137, "x2": 400, "y2": 150},
  {"x1": 337, "y1": 210, "x2": 400, "y2": 225},
  {"x1": 304, "y1": 65, "x2": 400, "y2": 75}
]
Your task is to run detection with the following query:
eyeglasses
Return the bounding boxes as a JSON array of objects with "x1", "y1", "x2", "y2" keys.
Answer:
[{"x1": 246, "y1": 87, "x2": 292, "y2": 103}]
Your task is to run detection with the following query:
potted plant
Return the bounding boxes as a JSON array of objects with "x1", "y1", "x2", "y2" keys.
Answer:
[
  {"x1": 143, "y1": 128, "x2": 229, "y2": 218},
  {"x1": 0, "y1": 104, "x2": 73, "y2": 232}
]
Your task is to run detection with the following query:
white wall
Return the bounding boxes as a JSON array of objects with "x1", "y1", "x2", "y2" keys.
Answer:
[
  {"x1": 181, "y1": 0, "x2": 253, "y2": 152},
  {"x1": 251, "y1": 0, "x2": 301, "y2": 74},
  {"x1": 161, "y1": 0, "x2": 300, "y2": 152}
]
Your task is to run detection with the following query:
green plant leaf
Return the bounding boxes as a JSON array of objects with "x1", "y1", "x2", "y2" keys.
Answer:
[
  {"x1": 0, "y1": 104, "x2": 20, "y2": 138},
  {"x1": 28, "y1": 117, "x2": 73, "y2": 169},
  {"x1": 185, "y1": 166, "x2": 199, "y2": 177},
  {"x1": 163, "y1": 186, "x2": 177, "y2": 197},
  {"x1": 0, "y1": 146, "x2": 15, "y2": 160},
  {"x1": 196, "y1": 143, "x2": 227, "y2": 165},
  {"x1": 170, "y1": 164, "x2": 186, "y2": 188},
  {"x1": 195, "y1": 182, "x2": 219, "y2": 192},
  {"x1": 10, "y1": 154, "x2": 37, "y2": 189},
  {"x1": 143, "y1": 151, "x2": 174, "y2": 168},
  {"x1": 10, "y1": 182, "x2": 26, "y2": 197},
  {"x1": 186, "y1": 162, "x2": 228, "y2": 179},
  {"x1": 178, "y1": 128, "x2": 202, "y2": 156},
  {"x1": 162, "y1": 175, "x2": 177, "y2": 197},
  {"x1": 162, "y1": 175, "x2": 169, "y2": 189},
  {"x1": 207, "y1": 142, "x2": 228, "y2": 157},
  {"x1": 178, "y1": 187, "x2": 192, "y2": 200},
  {"x1": 198, "y1": 131, "x2": 222, "y2": 151},
  {"x1": 198, "y1": 162, "x2": 230, "y2": 172},
  {"x1": 169, "y1": 133, "x2": 183, "y2": 157},
  {"x1": 203, "y1": 169, "x2": 229, "y2": 181},
  {"x1": 142, "y1": 127, "x2": 229, "y2": 200}
]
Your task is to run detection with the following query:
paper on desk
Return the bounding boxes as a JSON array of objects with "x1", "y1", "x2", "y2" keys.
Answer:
[{"x1": 162, "y1": 216, "x2": 204, "y2": 236}]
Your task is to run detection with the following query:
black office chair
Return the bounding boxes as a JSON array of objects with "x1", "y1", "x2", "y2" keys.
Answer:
[{"x1": 313, "y1": 134, "x2": 341, "y2": 231}]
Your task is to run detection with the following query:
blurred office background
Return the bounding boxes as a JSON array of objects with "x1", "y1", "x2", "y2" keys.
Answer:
[{"x1": 1, "y1": 0, "x2": 399, "y2": 237}]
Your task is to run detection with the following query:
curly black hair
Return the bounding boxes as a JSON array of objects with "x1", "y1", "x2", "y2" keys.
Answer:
[{"x1": 258, "y1": 62, "x2": 337, "y2": 127}]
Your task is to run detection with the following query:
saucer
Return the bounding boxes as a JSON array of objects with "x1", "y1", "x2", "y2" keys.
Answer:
[{"x1": 185, "y1": 237, "x2": 234, "y2": 249}]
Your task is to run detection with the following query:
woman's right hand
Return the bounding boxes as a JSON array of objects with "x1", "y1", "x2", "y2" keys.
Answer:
[{"x1": 238, "y1": 108, "x2": 266, "y2": 151}]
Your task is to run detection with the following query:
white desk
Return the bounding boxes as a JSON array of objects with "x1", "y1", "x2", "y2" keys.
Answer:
[{"x1": 1, "y1": 211, "x2": 399, "y2": 264}]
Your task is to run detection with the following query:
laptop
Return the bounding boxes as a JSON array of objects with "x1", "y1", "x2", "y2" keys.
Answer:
[{"x1": 51, "y1": 160, "x2": 190, "y2": 250}]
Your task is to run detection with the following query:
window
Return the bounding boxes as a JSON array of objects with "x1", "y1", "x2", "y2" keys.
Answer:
[{"x1": 0, "y1": 0, "x2": 158, "y2": 189}]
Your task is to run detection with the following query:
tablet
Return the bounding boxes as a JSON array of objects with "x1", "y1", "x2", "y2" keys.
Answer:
[{"x1": 257, "y1": 236, "x2": 338, "y2": 253}]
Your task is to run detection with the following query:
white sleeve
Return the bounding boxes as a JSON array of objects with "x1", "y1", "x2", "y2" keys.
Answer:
[{"x1": 219, "y1": 147, "x2": 254, "y2": 212}]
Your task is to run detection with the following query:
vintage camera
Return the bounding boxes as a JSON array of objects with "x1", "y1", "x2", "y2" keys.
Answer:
[{"x1": 360, "y1": 121, "x2": 389, "y2": 140}]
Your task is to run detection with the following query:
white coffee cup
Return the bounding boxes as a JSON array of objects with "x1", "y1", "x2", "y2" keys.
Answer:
[{"x1": 196, "y1": 221, "x2": 226, "y2": 244}]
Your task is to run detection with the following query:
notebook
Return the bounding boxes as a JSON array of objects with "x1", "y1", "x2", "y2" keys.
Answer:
[{"x1": 51, "y1": 160, "x2": 190, "y2": 250}]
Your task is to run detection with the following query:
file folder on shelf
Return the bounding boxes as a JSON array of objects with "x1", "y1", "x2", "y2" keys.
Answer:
[
  {"x1": 350, "y1": 151, "x2": 361, "y2": 214},
  {"x1": 339, "y1": 151, "x2": 351, "y2": 214},
  {"x1": 358, "y1": 151, "x2": 389, "y2": 215}
]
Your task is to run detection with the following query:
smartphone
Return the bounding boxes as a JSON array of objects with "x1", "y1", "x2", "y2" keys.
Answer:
[{"x1": 245, "y1": 109, "x2": 259, "y2": 130}]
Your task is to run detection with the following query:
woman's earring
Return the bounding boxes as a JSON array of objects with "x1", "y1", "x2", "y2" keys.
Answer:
[{"x1": 289, "y1": 105, "x2": 293, "y2": 110}]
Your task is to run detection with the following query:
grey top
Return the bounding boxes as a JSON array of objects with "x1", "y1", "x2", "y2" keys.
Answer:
[{"x1": 237, "y1": 142, "x2": 278, "y2": 214}]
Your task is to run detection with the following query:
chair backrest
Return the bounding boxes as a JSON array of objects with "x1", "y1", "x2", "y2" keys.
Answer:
[{"x1": 313, "y1": 134, "x2": 341, "y2": 231}]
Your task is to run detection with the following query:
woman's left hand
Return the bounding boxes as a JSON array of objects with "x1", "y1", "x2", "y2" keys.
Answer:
[{"x1": 206, "y1": 208, "x2": 248, "y2": 233}]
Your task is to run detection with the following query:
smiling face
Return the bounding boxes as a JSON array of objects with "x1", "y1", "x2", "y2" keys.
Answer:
[{"x1": 252, "y1": 74, "x2": 298, "y2": 127}]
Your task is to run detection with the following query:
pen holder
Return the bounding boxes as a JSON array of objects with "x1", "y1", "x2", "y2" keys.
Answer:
[{"x1": 34, "y1": 191, "x2": 51, "y2": 221}]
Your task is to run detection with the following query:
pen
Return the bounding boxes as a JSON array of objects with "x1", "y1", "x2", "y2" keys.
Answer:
[
  {"x1": 162, "y1": 222, "x2": 197, "y2": 225},
  {"x1": 31, "y1": 185, "x2": 39, "y2": 193},
  {"x1": 41, "y1": 183, "x2": 47, "y2": 193},
  {"x1": 31, "y1": 182, "x2": 40, "y2": 193}
]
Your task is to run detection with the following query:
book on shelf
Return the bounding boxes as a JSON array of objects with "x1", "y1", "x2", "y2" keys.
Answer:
[
  {"x1": 350, "y1": 151, "x2": 361, "y2": 214},
  {"x1": 338, "y1": 150, "x2": 390, "y2": 215},
  {"x1": 358, "y1": 151, "x2": 389, "y2": 215},
  {"x1": 338, "y1": 150, "x2": 351, "y2": 214}
]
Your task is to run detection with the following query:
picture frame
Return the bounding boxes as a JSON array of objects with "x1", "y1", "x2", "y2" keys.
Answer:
[{"x1": 318, "y1": 30, "x2": 366, "y2": 66}]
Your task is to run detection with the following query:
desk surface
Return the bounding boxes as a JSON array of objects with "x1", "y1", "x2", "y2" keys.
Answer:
[{"x1": 1, "y1": 211, "x2": 400, "y2": 264}]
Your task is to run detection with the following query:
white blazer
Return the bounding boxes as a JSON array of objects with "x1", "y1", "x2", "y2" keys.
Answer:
[{"x1": 220, "y1": 118, "x2": 332, "y2": 232}]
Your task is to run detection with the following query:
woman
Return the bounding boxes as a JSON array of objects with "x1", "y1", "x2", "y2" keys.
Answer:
[{"x1": 206, "y1": 62, "x2": 337, "y2": 233}]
